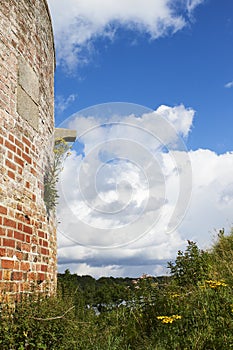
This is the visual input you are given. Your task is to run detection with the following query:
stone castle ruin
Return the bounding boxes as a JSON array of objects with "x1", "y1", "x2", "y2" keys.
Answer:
[{"x1": 0, "y1": 0, "x2": 75, "y2": 299}]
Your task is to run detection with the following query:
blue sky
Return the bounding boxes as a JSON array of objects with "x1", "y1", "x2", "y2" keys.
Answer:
[
  {"x1": 47, "y1": 0, "x2": 233, "y2": 278},
  {"x1": 53, "y1": 0, "x2": 233, "y2": 153}
]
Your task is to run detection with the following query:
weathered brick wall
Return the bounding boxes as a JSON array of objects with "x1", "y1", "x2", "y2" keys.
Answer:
[{"x1": 0, "y1": 0, "x2": 56, "y2": 299}]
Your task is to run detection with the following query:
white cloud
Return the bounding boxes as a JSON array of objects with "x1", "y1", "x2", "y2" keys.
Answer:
[
  {"x1": 55, "y1": 105, "x2": 184, "y2": 274},
  {"x1": 56, "y1": 103, "x2": 233, "y2": 278},
  {"x1": 178, "y1": 150, "x2": 233, "y2": 247},
  {"x1": 47, "y1": 0, "x2": 204, "y2": 70},
  {"x1": 57, "y1": 148, "x2": 233, "y2": 277},
  {"x1": 155, "y1": 104, "x2": 194, "y2": 137},
  {"x1": 55, "y1": 94, "x2": 78, "y2": 113},
  {"x1": 225, "y1": 81, "x2": 233, "y2": 89}
]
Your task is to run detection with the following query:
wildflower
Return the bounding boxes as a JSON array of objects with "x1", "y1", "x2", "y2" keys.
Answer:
[
  {"x1": 205, "y1": 280, "x2": 228, "y2": 289},
  {"x1": 157, "y1": 315, "x2": 182, "y2": 324},
  {"x1": 170, "y1": 293, "x2": 181, "y2": 298}
]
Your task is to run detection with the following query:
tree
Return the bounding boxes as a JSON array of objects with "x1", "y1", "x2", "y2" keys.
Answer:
[{"x1": 167, "y1": 240, "x2": 210, "y2": 286}]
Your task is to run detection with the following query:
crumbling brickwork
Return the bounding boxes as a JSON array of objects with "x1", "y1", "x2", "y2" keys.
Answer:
[{"x1": 0, "y1": 0, "x2": 56, "y2": 298}]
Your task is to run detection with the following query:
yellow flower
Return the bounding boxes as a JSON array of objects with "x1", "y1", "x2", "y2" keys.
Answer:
[
  {"x1": 170, "y1": 293, "x2": 181, "y2": 298},
  {"x1": 205, "y1": 280, "x2": 228, "y2": 289},
  {"x1": 157, "y1": 315, "x2": 182, "y2": 324}
]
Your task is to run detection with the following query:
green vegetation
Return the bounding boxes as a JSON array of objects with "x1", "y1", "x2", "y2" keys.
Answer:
[
  {"x1": 44, "y1": 138, "x2": 71, "y2": 216},
  {"x1": 1, "y1": 229, "x2": 233, "y2": 349}
]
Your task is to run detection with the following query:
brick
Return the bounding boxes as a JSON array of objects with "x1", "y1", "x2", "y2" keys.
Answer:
[
  {"x1": 43, "y1": 240, "x2": 48, "y2": 247},
  {"x1": 41, "y1": 248, "x2": 49, "y2": 256},
  {"x1": 14, "y1": 261, "x2": 20, "y2": 270},
  {"x1": 5, "y1": 140, "x2": 16, "y2": 152},
  {"x1": 23, "y1": 225, "x2": 32, "y2": 234},
  {"x1": 38, "y1": 230, "x2": 45, "y2": 238},
  {"x1": 0, "y1": 205, "x2": 7, "y2": 215},
  {"x1": 5, "y1": 158, "x2": 16, "y2": 171},
  {"x1": 16, "y1": 251, "x2": 23, "y2": 260},
  {"x1": 1, "y1": 259, "x2": 14, "y2": 269},
  {"x1": 8, "y1": 134, "x2": 14, "y2": 142},
  {"x1": 16, "y1": 147, "x2": 22, "y2": 156},
  {"x1": 22, "y1": 136, "x2": 31, "y2": 148},
  {"x1": 8, "y1": 150, "x2": 13, "y2": 159},
  {"x1": 11, "y1": 271, "x2": 23, "y2": 281},
  {"x1": 14, "y1": 231, "x2": 25, "y2": 241},
  {"x1": 20, "y1": 261, "x2": 30, "y2": 271},
  {"x1": 38, "y1": 273, "x2": 45, "y2": 281},
  {"x1": 18, "y1": 222, "x2": 23, "y2": 230},
  {"x1": 8, "y1": 170, "x2": 15, "y2": 179},
  {"x1": 28, "y1": 272, "x2": 36, "y2": 281},
  {"x1": 30, "y1": 167, "x2": 37, "y2": 176},
  {"x1": 41, "y1": 264, "x2": 48, "y2": 272},
  {"x1": 17, "y1": 203, "x2": 23, "y2": 211},
  {"x1": 3, "y1": 270, "x2": 12, "y2": 280},
  {"x1": 14, "y1": 154, "x2": 24, "y2": 167},
  {"x1": 4, "y1": 218, "x2": 17, "y2": 228},
  {"x1": 10, "y1": 283, "x2": 18, "y2": 293},
  {"x1": 25, "y1": 235, "x2": 31, "y2": 243},
  {"x1": 22, "y1": 152, "x2": 32, "y2": 164},
  {"x1": 15, "y1": 213, "x2": 29, "y2": 224},
  {"x1": 15, "y1": 138, "x2": 23, "y2": 149},
  {"x1": 7, "y1": 229, "x2": 13, "y2": 237},
  {"x1": 22, "y1": 252, "x2": 29, "y2": 261},
  {"x1": 3, "y1": 238, "x2": 15, "y2": 248},
  {"x1": 6, "y1": 249, "x2": 14, "y2": 258},
  {"x1": 21, "y1": 243, "x2": 30, "y2": 252},
  {"x1": 0, "y1": 248, "x2": 6, "y2": 256}
]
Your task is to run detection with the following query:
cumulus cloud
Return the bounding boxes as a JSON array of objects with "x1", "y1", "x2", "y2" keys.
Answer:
[
  {"x1": 47, "y1": 0, "x2": 204, "y2": 70},
  {"x1": 57, "y1": 149, "x2": 233, "y2": 277},
  {"x1": 225, "y1": 81, "x2": 233, "y2": 89},
  {"x1": 55, "y1": 103, "x2": 233, "y2": 278}
]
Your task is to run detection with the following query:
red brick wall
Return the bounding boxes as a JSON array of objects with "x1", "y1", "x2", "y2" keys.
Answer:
[{"x1": 0, "y1": 0, "x2": 56, "y2": 299}]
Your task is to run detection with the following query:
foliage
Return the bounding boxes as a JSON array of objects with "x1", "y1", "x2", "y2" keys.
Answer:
[
  {"x1": 1, "y1": 230, "x2": 233, "y2": 349},
  {"x1": 167, "y1": 240, "x2": 210, "y2": 286},
  {"x1": 44, "y1": 138, "x2": 70, "y2": 216},
  {"x1": 210, "y1": 228, "x2": 233, "y2": 284}
]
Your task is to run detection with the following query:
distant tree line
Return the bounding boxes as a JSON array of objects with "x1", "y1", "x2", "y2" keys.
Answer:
[{"x1": 57, "y1": 269, "x2": 169, "y2": 311}]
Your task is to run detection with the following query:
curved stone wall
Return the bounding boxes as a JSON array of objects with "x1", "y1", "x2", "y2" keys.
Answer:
[{"x1": 0, "y1": 0, "x2": 56, "y2": 298}]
